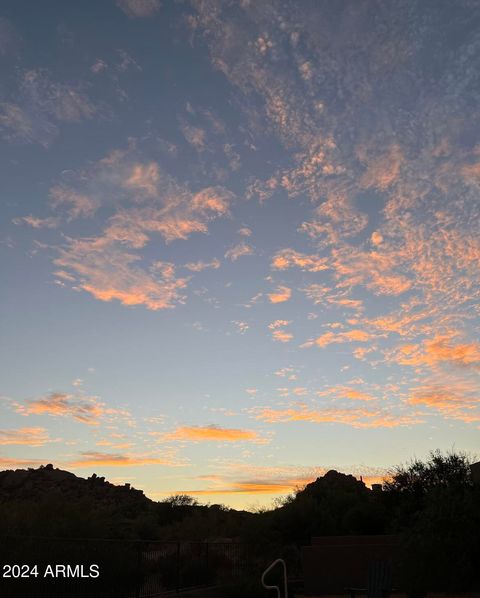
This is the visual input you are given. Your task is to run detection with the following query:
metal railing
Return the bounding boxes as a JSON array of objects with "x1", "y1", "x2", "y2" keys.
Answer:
[{"x1": 261, "y1": 558, "x2": 288, "y2": 598}]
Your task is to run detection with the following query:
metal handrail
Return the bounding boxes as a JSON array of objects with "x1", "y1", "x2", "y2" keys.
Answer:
[{"x1": 261, "y1": 558, "x2": 288, "y2": 598}]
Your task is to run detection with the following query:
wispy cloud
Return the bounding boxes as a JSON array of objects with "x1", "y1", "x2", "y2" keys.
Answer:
[
  {"x1": 251, "y1": 404, "x2": 421, "y2": 429},
  {"x1": 268, "y1": 320, "x2": 293, "y2": 343},
  {"x1": 314, "y1": 329, "x2": 377, "y2": 348},
  {"x1": 50, "y1": 186, "x2": 99, "y2": 220},
  {"x1": 232, "y1": 320, "x2": 249, "y2": 334},
  {"x1": 268, "y1": 285, "x2": 292, "y2": 304},
  {"x1": 69, "y1": 451, "x2": 175, "y2": 468},
  {"x1": 275, "y1": 367, "x2": 297, "y2": 380},
  {"x1": 0, "y1": 70, "x2": 96, "y2": 146},
  {"x1": 392, "y1": 333, "x2": 480, "y2": 370},
  {"x1": 316, "y1": 384, "x2": 376, "y2": 402},
  {"x1": 224, "y1": 242, "x2": 254, "y2": 261},
  {"x1": 0, "y1": 457, "x2": 45, "y2": 468},
  {"x1": 358, "y1": 144, "x2": 404, "y2": 191},
  {"x1": 13, "y1": 215, "x2": 61, "y2": 229},
  {"x1": 122, "y1": 162, "x2": 160, "y2": 197},
  {"x1": 34, "y1": 147, "x2": 235, "y2": 310},
  {"x1": 16, "y1": 392, "x2": 129, "y2": 426},
  {"x1": 55, "y1": 242, "x2": 188, "y2": 310},
  {"x1": 164, "y1": 425, "x2": 265, "y2": 443},
  {"x1": 271, "y1": 248, "x2": 328, "y2": 272},
  {"x1": 301, "y1": 284, "x2": 364, "y2": 314},
  {"x1": 408, "y1": 377, "x2": 480, "y2": 423},
  {"x1": 299, "y1": 192, "x2": 368, "y2": 247},
  {"x1": 116, "y1": 0, "x2": 161, "y2": 18},
  {"x1": 0, "y1": 427, "x2": 51, "y2": 446},
  {"x1": 184, "y1": 258, "x2": 220, "y2": 272}
]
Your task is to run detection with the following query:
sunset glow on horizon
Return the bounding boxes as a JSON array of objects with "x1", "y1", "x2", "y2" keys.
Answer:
[{"x1": 1, "y1": 0, "x2": 479, "y2": 509}]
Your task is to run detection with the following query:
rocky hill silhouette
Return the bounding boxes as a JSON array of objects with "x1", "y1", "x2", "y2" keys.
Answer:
[
  {"x1": 0, "y1": 463, "x2": 148, "y2": 507},
  {"x1": 0, "y1": 464, "x2": 254, "y2": 540},
  {"x1": 299, "y1": 469, "x2": 370, "y2": 496}
]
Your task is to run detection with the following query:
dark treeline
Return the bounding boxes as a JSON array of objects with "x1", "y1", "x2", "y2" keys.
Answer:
[{"x1": 1, "y1": 450, "x2": 479, "y2": 595}]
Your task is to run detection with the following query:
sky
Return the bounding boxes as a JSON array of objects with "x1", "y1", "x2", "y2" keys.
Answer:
[{"x1": 1, "y1": 0, "x2": 479, "y2": 510}]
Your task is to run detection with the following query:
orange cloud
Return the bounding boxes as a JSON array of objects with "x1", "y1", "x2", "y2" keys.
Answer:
[
  {"x1": 224, "y1": 242, "x2": 254, "y2": 261},
  {"x1": 0, "y1": 457, "x2": 45, "y2": 468},
  {"x1": 275, "y1": 140, "x2": 344, "y2": 200},
  {"x1": 341, "y1": 389, "x2": 375, "y2": 401},
  {"x1": 105, "y1": 185, "x2": 233, "y2": 245},
  {"x1": 13, "y1": 215, "x2": 60, "y2": 229},
  {"x1": 315, "y1": 329, "x2": 376, "y2": 348},
  {"x1": 55, "y1": 240, "x2": 188, "y2": 310},
  {"x1": 378, "y1": 211, "x2": 479, "y2": 308},
  {"x1": 299, "y1": 192, "x2": 368, "y2": 246},
  {"x1": 185, "y1": 479, "x2": 313, "y2": 494},
  {"x1": 301, "y1": 284, "x2": 364, "y2": 313},
  {"x1": 275, "y1": 367, "x2": 297, "y2": 379},
  {"x1": 268, "y1": 320, "x2": 291, "y2": 328},
  {"x1": 129, "y1": 215, "x2": 208, "y2": 244},
  {"x1": 331, "y1": 246, "x2": 412, "y2": 296},
  {"x1": 363, "y1": 299, "x2": 435, "y2": 337},
  {"x1": 48, "y1": 151, "x2": 234, "y2": 310},
  {"x1": 371, "y1": 231, "x2": 383, "y2": 245},
  {"x1": 393, "y1": 334, "x2": 480, "y2": 369},
  {"x1": 164, "y1": 425, "x2": 262, "y2": 443},
  {"x1": 316, "y1": 385, "x2": 376, "y2": 402},
  {"x1": 272, "y1": 330, "x2": 293, "y2": 342},
  {"x1": 191, "y1": 188, "x2": 231, "y2": 215},
  {"x1": 408, "y1": 380, "x2": 480, "y2": 423},
  {"x1": 359, "y1": 144, "x2": 403, "y2": 191},
  {"x1": 0, "y1": 427, "x2": 51, "y2": 446},
  {"x1": 17, "y1": 392, "x2": 127, "y2": 426},
  {"x1": 69, "y1": 451, "x2": 174, "y2": 468},
  {"x1": 95, "y1": 441, "x2": 134, "y2": 450},
  {"x1": 246, "y1": 176, "x2": 279, "y2": 202},
  {"x1": 50, "y1": 185, "x2": 98, "y2": 219},
  {"x1": 252, "y1": 405, "x2": 421, "y2": 428},
  {"x1": 181, "y1": 122, "x2": 206, "y2": 150},
  {"x1": 184, "y1": 258, "x2": 220, "y2": 272},
  {"x1": 268, "y1": 320, "x2": 293, "y2": 343},
  {"x1": 232, "y1": 320, "x2": 249, "y2": 334},
  {"x1": 123, "y1": 162, "x2": 160, "y2": 197},
  {"x1": 461, "y1": 161, "x2": 480, "y2": 179},
  {"x1": 268, "y1": 285, "x2": 292, "y2": 303},
  {"x1": 271, "y1": 248, "x2": 329, "y2": 272}
]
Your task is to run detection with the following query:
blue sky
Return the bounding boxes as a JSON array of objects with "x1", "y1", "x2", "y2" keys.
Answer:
[{"x1": 1, "y1": 0, "x2": 479, "y2": 508}]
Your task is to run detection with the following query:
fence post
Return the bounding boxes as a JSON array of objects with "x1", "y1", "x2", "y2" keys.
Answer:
[
  {"x1": 135, "y1": 542, "x2": 142, "y2": 598},
  {"x1": 176, "y1": 542, "x2": 180, "y2": 593},
  {"x1": 205, "y1": 542, "x2": 209, "y2": 585}
]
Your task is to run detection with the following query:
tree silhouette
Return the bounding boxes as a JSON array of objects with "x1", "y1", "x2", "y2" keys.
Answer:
[
  {"x1": 382, "y1": 450, "x2": 479, "y2": 596},
  {"x1": 383, "y1": 449, "x2": 473, "y2": 495}
]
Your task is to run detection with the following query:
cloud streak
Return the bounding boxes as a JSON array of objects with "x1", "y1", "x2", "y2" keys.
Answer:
[
  {"x1": 16, "y1": 392, "x2": 129, "y2": 426},
  {"x1": 0, "y1": 427, "x2": 51, "y2": 446},
  {"x1": 69, "y1": 451, "x2": 175, "y2": 468},
  {"x1": 164, "y1": 425, "x2": 264, "y2": 443}
]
